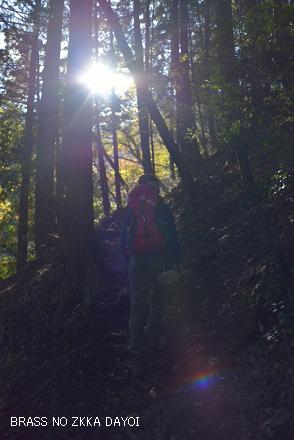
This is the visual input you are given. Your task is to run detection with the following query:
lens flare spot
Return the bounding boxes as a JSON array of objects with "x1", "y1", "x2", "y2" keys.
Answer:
[
  {"x1": 185, "y1": 371, "x2": 218, "y2": 391},
  {"x1": 80, "y1": 62, "x2": 133, "y2": 96}
]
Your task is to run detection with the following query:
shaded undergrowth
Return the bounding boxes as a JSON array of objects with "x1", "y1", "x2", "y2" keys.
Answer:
[{"x1": 0, "y1": 141, "x2": 294, "y2": 439}]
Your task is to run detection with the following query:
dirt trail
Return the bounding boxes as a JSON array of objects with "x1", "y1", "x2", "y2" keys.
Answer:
[{"x1": 92, "y1": 210, "x2": 256, "y2": 440}]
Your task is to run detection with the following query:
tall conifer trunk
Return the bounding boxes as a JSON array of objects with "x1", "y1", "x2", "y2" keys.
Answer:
[
  {"x1": 178, "y1": 0, "x2": 202, "y2": 173},
  {"x1": 170, "y1": 0, "x2": 180, "y2": 178},
  {"x1": 17, "y1": 0, "x2": 40, "y2": 272},
  {"x1": 203, "y1": 0, "x2": 216, "y2": 148},
  {"x1": 94, "y1": 3, "x2": 110, "y2": 217},
  {"x1": 215, "y1": 0, "x2": 254, "y2": 190},
  {"x1": 62, "y1": 0, "x2": 94, "y2": 307},
  {"x1": 188, "y1": 13, "x2": 208, "y2": 155},
  {"x1": 111, "y1": 89, "x2": 122, "y2": 208},
  {"x1": 170, "y1": 0, "x2": 181, "y2": 146},
  {"x1": 134, "y1": 0, "x2": 152, "y2": 174},
  {"x1": 145, "y1": 0, "x2": 156, "y2": 173},
  {"x1": 110, "y1": 30, "x2": 122, "y2": 208},
  {"x1": 35, "y1": 0, "x2": 64, "y2": 255},
  {"x1": 96, "y1": 111, "x2": 111, "y2": 217}
]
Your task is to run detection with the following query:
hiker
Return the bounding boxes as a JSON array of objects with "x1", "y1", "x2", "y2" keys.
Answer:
[{"x1": 121, "y1": 174, "x2": 182, "y2": 377}]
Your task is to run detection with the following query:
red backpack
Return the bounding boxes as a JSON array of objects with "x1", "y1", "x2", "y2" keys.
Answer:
[{"x1": 127, "y1": 183, "x2": 165, "y2": 255}]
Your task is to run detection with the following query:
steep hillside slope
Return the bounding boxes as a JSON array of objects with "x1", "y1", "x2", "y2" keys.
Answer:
[{"x1": 0, "y1": 142, "x2": 293, "y2": 440}]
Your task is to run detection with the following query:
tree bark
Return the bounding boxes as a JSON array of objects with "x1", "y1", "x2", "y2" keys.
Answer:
[
  {"x1": 171, "y1": 0, "x2": 180, "y2": 140},
  {"x1": 215, "y1": 0, "x2": 254, "y2": 190},
  {"x1": 98, "y1": 0, "x2": 194, "y2": 191},
  {"x1": 188, "y1": 12, "x2": 208, "y2": 155},
  {"x1": 145, "y1": 0, "x2": 151, "y2": 75},
  {"x1": 109, "y1": 30, "x2": 122, "y2": 208},
  {"x1": 93, "y1": 3, "x2": 110, "y2": 217},
  {"x1": 203, "y1": 0, "x2": 217, "y2": 148},
  {"x1": 134, "y1": 0, "x2": 152, "y2": 174},
  {"x1": 170, "y1": 0, "x2": 179, "y2": 179},
  {"x1": 62, "y1": 0, "x2": 94, "y2": 307},
  {"x1": 273, "y1": 0, "x2": 294, "y2": 102},
  {"x1": 100, "y1": 143, "x2": 126, "y2": 187},
  {"x1": 35, "y1": 0, "x2": 64, "y2": 255},
  {"x1": 16, "y1": 0, "x2": 40, "y2": 272},
  {"x1": 96, "y1": 115, "x2": 111, "y2": 217},
  {"x1": 111, "y1": 89, "x2": 122, "y2": 208},
  {"x1": 178, "y1": 0, "x2": 202, "y2": 171}
]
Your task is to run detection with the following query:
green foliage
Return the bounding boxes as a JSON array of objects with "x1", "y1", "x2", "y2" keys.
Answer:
[
  {"x1": 0, "y1": 103, "x2": 24, "y2": 278},
  {"x1": 0, "y1": 186, "x2": 18, "y2": 279},
  {"x1": 0, "y1": 0, "x2": 294, "y2": 277},
  {"x1": 268, "y1": 169, "x2": 294, "y2": 200}
]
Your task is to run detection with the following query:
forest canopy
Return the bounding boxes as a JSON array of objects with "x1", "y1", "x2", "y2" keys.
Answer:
[{"x1": 0, "y1": 0, "x2": 293, "y2": 290}]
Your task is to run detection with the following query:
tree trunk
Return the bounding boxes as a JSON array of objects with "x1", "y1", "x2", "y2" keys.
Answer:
[
  {"x1": 149, "y1": 118, "x2": 155, "y2": 174},
  {"x1": 171, "y1": 0, "x2": 180, "y2": 141},
  {"x1": 170, "y1": 0, "x2": 179, "y2": 179},
  {"x1": 93, "y1": 3, "x2": 110, "y2": 217},
  {"x1": 111, "y1": 89, "x2": 122, "y2": 208},
  {"x1": 62, "y1": 0, "x2": 94, "y2": 307},
  {"x1": 17, "y1": 0, "x2": 40, "y2": 272},
  {"x1": 145, "y1": 0, "x2": 156, "y2": 173},
  {"x1": 96, "y1": 114, "x2": 111, "y2": 217},
  {"x1": 98, "y1": 143, "x2": 126, "y2": 187},
  {"x1": 188, "y1": 13, "x2": 208, "y2": 156},
  {"x1": 273, "y1": 0, "x2": 294, "y2": 102},
  {"x1": 178, "y1": 0, "x2": 202, "y2": 172},
  {"x1": 55, "y1": 131, "x2": 65, "y2": 237},
  {"x1": 109, "y1": 30, "x2": 122, "y2": 208},
  {"x1": 215, "y1": 0, "x2": 236, "y2": 86},
  {"x1": 35, "y1": 0, "x2": 64, "y2": 255},
  {"x1": 98, "y1": 0, "x2": 194, "y2": 191},
  {"x1": 215, "y1": 0, "x2": 254, "y2": 190},
  {"x1": 242, "y1": 0, "x2": 265, "y2": 124},
  {"x1": 134, "y1": 0, "x2": 152, "y2": 174},
  {"x1": 145, "y1": 0, "x2": 151, "y2": 76},
  {"x1": 203, "y1": 0, "x2": 217, "y2": 148}
]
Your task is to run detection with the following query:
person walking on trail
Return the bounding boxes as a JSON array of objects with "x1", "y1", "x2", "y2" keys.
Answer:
[{"x1": 121, "y1": 174, "x2": 182, "y2": 378}]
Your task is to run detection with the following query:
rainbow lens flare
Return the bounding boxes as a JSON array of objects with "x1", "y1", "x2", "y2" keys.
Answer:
[{"x1": 185, "y1": 371, "x2": 218, "y2": 391}]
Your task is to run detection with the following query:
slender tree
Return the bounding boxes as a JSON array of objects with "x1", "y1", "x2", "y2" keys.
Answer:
[
  {"x1": 95, "y1": 111, "x2": 111, "y2": 217},
  {"x1": 203, "y1": 0, "x2": 217, "y2": 148},
  {"x1": 62, "y1": 0, "x2": 94, "y2": 307},
  {"x1": 110, "y1": 30, "x2": 122, "y2": 207},
  {"x1": 273, "y1": 0, "x2": 294, "y2": 102},
  {"x1": 98, "y1": 0, "x2": 194, "y2": 190},
  {"x1": 16, "y1": 0, "x2": 41, "y2": 272},
  {"x1": 144, "y1": 0, "x2": 151, "y2": 79},
  {"x1": 134, "y1": 0, "x2": 152, "y2": 174},
  {"x1": 35, "y1": 0, "x2": 64, "y2": 255},
  {"x1": 170, "y1": 0, "x2": 180, "y2": 178},
  {"x1": 177, "y1": 0, "x2": 202, "y2": 172},
  {"x1": 146, "y1": 0, "x2": 156, "y2": 173},
  {"x1": 93, "y1": 3, "x2": 110, "y2": 217},
  {"x1": 111, "y1": 89, "x2": 122, "y2": 208},
  {"x1": 188, "y1": 10, "x2": 208, "y2": 155},
  {"x1": 215, "y1": 0, "x2": 254, "y2": 190}
]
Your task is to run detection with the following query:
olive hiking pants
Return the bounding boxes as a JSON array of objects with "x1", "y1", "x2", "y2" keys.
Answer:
[{"x1": 129, "y1": 254, "x2": 166, "y2": 355}]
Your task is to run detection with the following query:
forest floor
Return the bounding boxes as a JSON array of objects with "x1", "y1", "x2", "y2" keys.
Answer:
[{"x1": 0, "y1": 141, "x2": 294, "y2": 440}]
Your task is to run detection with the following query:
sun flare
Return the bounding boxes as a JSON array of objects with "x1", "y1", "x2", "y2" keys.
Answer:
[{"x1": 80, "y1": 62, "x2": 133, "y2": 96}]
